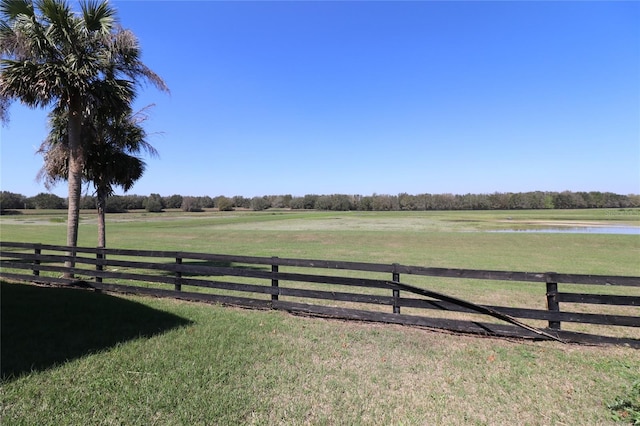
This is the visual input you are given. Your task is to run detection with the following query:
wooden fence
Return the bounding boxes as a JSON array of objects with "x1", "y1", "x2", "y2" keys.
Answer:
[{"x1": 1, "y1": 241, "x2": 639, "y2": 347}]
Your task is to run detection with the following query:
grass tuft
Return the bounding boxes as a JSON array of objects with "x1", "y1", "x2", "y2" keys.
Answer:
[{"x1": 609, "y1": 381, "x2": 640, "y2": 424}]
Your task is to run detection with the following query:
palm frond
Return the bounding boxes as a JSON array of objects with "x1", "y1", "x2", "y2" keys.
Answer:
[
  {"x1": 0, "y1": 0, "x2": 34, "y2": 21},
  {"x1": 0, "y1": 92, "x2": 10, "y2": 122},
  {"x1": 80, "y1": 0, "x2": 114, "y2": 35}
]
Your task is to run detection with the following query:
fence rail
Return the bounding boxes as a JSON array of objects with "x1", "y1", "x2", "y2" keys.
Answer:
[{"x1": 1, "y1": 241, "x2": 639, "y2": 347}]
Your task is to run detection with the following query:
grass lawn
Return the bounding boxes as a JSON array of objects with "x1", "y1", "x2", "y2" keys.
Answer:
[
  {"x1": 2, "y1": 281, "x2": 639, "y2": 425},
  {"x1": 1, "y1": 208, "x2": 639, "y2": 424}
]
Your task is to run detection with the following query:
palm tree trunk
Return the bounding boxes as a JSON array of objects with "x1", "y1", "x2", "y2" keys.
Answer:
[
  {"x1": 64, "y1": 95, "x2": 83, "y2": 277},
  {"x1": 97, "y1": 189, "x2": 107, "y2": 248}
]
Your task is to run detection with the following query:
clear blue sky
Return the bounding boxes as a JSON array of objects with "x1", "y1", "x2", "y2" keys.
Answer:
[{"x1": 1, "y1": 0, "x2": 639, "y2": 198}]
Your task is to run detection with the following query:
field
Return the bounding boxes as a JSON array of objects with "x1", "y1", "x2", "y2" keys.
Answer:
[
  {"x1": 2, "y1": 208, "x2": 639, "y2": 274},
  {"x1": 1, "y1": 208, "x2": 640, "y2": 424}
]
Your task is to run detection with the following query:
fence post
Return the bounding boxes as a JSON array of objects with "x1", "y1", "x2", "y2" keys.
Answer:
[
  {"x1": 175, "y1": 257, "x2": 182, "y2": 291},
  {"x1": 96, "y1": 249, "x2": 104, "y2": 284},
  {"x1": 392, "y1": 263, "x2": 400, "y2": 314},
  {"x1": 33, "y1": 244, "x2": 41, "y2": 277},
  {"x1": 271, "y1": 257, "x2": 279, "y2": 302},
  {"x1": 545, "y1": 273, "x2": 561, "y2": 330}
]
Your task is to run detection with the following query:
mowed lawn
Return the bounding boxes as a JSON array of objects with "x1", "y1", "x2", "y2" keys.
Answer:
[{"x1": 1, "y1": 208, "x2": 639, "y2": 424}]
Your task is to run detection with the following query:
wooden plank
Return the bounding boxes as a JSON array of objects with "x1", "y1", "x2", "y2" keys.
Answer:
[
  {"x1": 92, "y1": 282, "x2": 273, "y2": 309},
  {"x1": 178, "y1": 277, "x2": 275, "y2": 295},
  {"x1": 396, "y1": 264, "x2": 547, "y2": 283},
  {"x1": 558, "y1": 293, "x2": 640, "y2": 306},
  {"x1": 0, "y1": 261, "x2": 38, "y2": 271},
  {"x1": 0, "y1": 250, "x2": 37, "y2": 260},
  {"x1": 1, "y1": 261, "x2": 97, "y2": 277},
  {"x1": 388, "y1": 281, "x2": 565, "y2": 342},
  {"x1": 546, "y1": 273, "x2": 640, "y2": 287},
  {"x1": 397, "y1": 297, "x2": 640, "y2": 327},
  {"x1": 278, "y1": 286, "x2": 393, "y2": 305}
]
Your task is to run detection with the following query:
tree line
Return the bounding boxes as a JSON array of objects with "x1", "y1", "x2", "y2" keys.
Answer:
[{"x1": 2, "y1": 190, "x2": 638, "y2": 213}]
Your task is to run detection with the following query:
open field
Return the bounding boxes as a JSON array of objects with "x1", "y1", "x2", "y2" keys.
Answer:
[
  {"x1": 1, "y1": 208, "x2": 639, "y2": 424},
  {"x1": 1, "y1": 208, "x2": 639, "y2": 274}
]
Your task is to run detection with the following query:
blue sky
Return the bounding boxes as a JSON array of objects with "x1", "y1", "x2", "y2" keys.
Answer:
[{"x1": 1, "y1": 0, "x2": 639, "y2": 198}]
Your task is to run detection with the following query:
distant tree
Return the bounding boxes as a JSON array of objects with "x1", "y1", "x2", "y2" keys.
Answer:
[
  {"x1": 300, "y1": 194, "x2": 316, "y2": 209},
  {"x1": 164, "y1": 194, "x2": 184, "y2": 209},
  {"x1": 232, "y1": 195, "x2": 250, "y2": 209},
  {"x1": 314, "y1": 195, "x2": 331, "y2": 210},
  {"x1": 181, "y1": 196, "x2": 204, "y2": 212},
  {"x1": 543, "y1": 194, "x2": 554, "y2": 209},
  {"x1": 0, "y1": 191, "x2": 27, "y2": 210},
  {"x1": 281, "y1": 194, "x2": 293, "y2": 208},
  {"x1": 486, "y1": 192, "x2": 509, "y2": 210},
  {"x1": 357, "y1": 196, "x2": 374, "y2": 211},
  {"x1": 111, "y1": 194, "x2": 146, "y2": 211},
  {"x1": 200, "y1": 196, "x2": 215, "y2": 208},
  {"x1": 250, "y1": 196, "x2": 270, "y2": 211},
  {"x1": 79, "y1": 196, "x2": 97, "y2": 210},
  {"x1": 29, "y1": 193, "x2": 66, "y2": 209},
  {"x1": 601, "y1": 192, "x2": 628, "y2": 208},
  {"x1": 508, "y1": 193, "x2": 526, "y2": 210},
  {"x1": 372, "y1": 194, "x2": 395, "y2": 211},
  {"x1": 330, "y1": 194, "x2": 352, "y2": 211},
  {"x1": 216, "y1": 196, "x2": 234, "y2": 211},
  {"x1": 398, "y1": 193, "x2": 420, "y2": 211},
  {"x1": 521, "y1": 191, "x2": 548, "y2": 210},
  {"x1": 628, "y1": 194, "x2": 640, "y2": 207},
  {"x1": 267, "y1": 195, "x2": 283, "y2": 209},
  {"x1": 145, "y1": 193, "x2": 164, "y2": 212},
  {"x1": 289, "y1": 197, "x2": 304, "y2": 209},
  {"x1": 105, "y1": 196, "x2": 126, "y2": 213}
]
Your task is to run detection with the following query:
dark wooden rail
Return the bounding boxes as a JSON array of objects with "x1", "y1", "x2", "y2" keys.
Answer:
[{"x1": 1, "y1": 241, "x2": 639, "y2": 347}]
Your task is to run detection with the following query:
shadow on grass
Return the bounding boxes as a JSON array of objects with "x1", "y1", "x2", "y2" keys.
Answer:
[
  {"x1": 160, "y1": 260, "x2": 269, "y2": 278},
  {"x1": 1, "y1": 281, "x2": 192, "y2": 381}
]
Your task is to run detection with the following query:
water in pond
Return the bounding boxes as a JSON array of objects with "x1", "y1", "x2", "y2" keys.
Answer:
[{"x1": 490, "y1": 226, "x2": 640, "y2": 235}]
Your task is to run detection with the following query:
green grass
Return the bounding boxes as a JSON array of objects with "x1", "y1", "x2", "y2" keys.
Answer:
[
  {"x1": 1, "y1": 208, "x2": 639, "y2": 275},
  {"x1": 609, "y1": 380, "x2": 640, "y2": 424},
  {"x1": 1, "y1": 209, "x2": 639, "y2": 424},
  {"x1": 2, "y1": 281, "x2": 639, "y2": 425}
]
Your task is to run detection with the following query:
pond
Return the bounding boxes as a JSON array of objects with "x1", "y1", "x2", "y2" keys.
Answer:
[{"x1": 490, "y1": 226, "x2": 640, "y2": 235}]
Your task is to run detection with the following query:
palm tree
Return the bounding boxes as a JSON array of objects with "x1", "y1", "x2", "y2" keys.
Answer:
[
  {"x1": 0, "y1": 0, "x2": 167, "y2": 255},
  {"x1": 39, "y1": 105, "x2": 157, "y2": 248}
]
